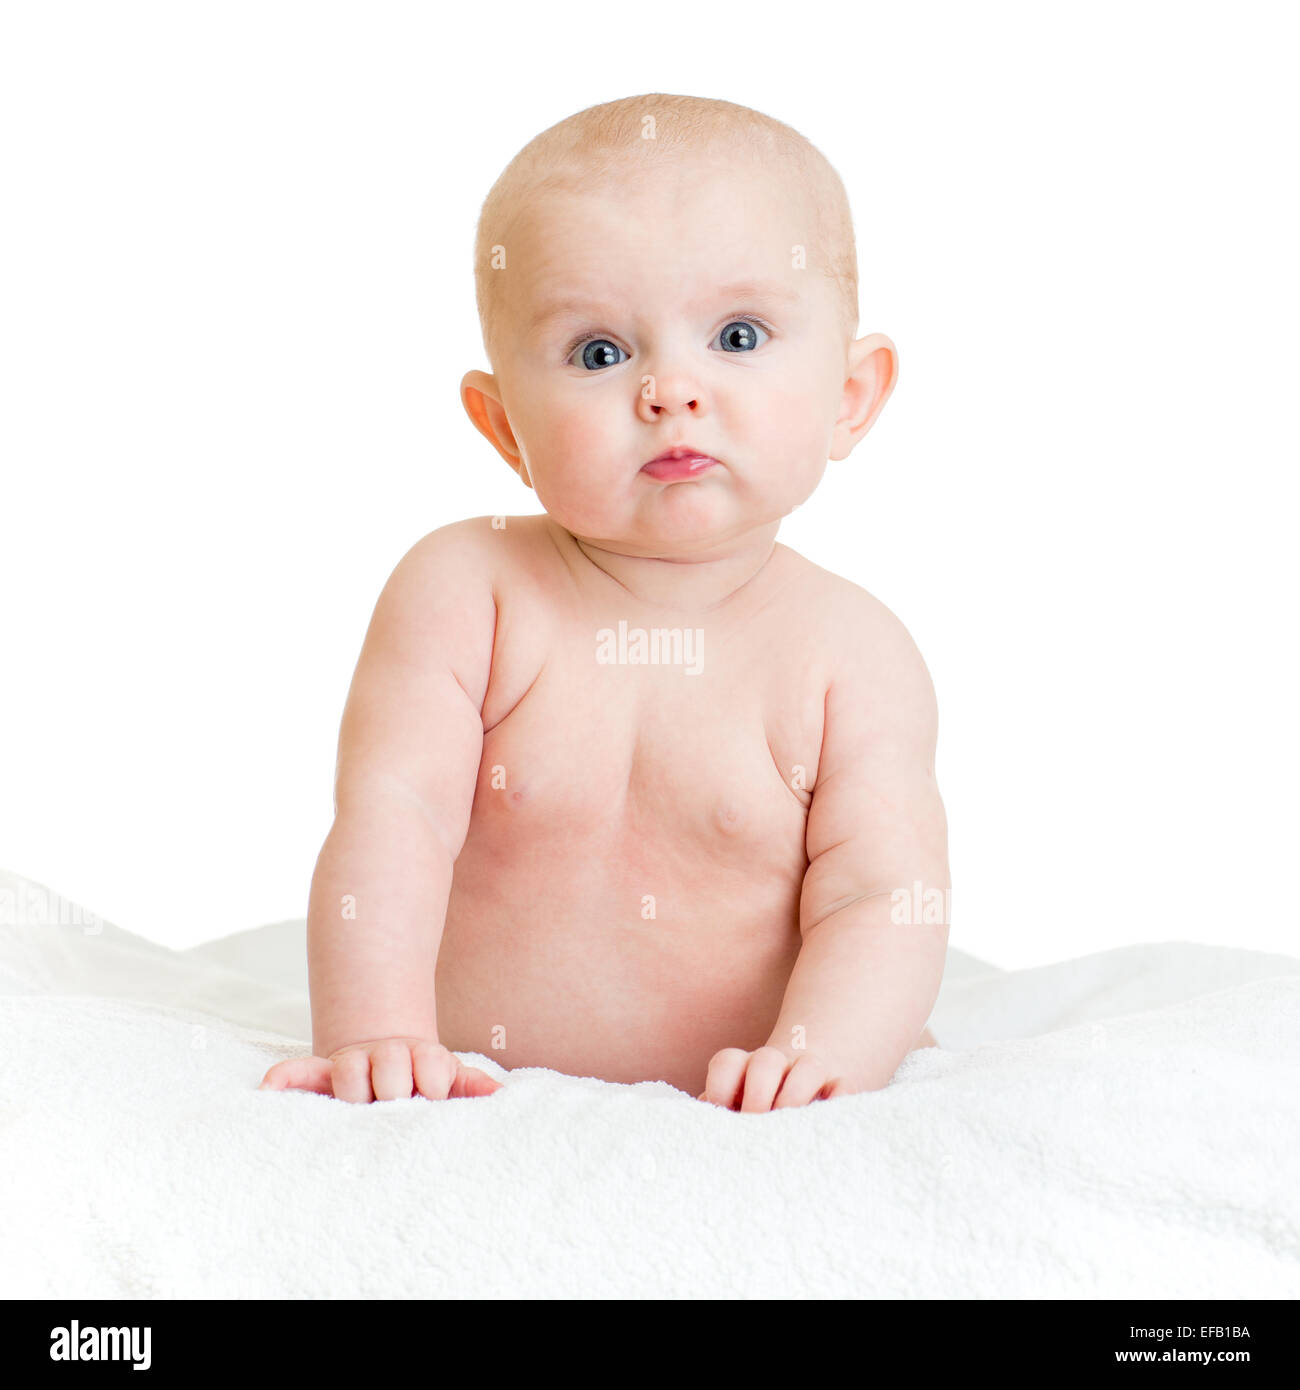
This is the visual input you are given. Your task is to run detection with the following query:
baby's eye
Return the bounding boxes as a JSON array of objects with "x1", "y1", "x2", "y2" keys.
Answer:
[
  {"x1": 570, "y1": 339, "x2": 628, "y2": 371},
  {"x1": 713, "y1": 319, "x2": 768, "y2": 353}
]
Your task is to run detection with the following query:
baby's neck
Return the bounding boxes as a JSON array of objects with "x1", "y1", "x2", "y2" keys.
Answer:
[{"x1": 551, "y1": 518, "x2": 782, "y2": 614}]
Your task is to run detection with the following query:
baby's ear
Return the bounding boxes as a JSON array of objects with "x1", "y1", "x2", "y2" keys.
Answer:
[
  {"x1": 460, "y1": 370, "x2": 532, "y2": 488},
  {"x1": 829, "y1": 333, "x2": 899, "y2": 461}
]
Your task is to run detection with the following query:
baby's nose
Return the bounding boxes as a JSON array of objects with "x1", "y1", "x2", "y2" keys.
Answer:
[{"x1": 637, "y1": 371, "x2": 702, "y2": 418}]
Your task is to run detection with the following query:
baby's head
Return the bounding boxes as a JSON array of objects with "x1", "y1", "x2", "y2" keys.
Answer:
[{"x1": 462, "y1": 93, "x2": 897, "y2": 559}]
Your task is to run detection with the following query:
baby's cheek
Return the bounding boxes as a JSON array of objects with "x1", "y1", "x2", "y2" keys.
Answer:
[
  {"x1": 530, "y1": 406, "x2": 626, "y2": 526},
  {"x1": 748, "y1": 382, "x2": 831, "y2": 489},
  {"x1": 544, "y1": 401, "x2": 598, "y2": 458}
]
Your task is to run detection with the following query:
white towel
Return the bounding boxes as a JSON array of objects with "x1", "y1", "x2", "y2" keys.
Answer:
[{"x1": 2, "y1": 868, "x2": 1296, "y2": 1298}]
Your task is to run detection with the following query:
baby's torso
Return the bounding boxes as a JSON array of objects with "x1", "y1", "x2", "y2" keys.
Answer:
[{"x1": 435, "y1": 517, "x2": 833, "y2": 1095}]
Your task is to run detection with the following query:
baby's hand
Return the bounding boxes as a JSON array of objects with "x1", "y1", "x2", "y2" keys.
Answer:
[
  {"x1": 258, "y1": 1037, "x2": 502, "y2": 1103},
  {"x1": 697, "y1": 1045, "x2": 842, "y2": 1112}
]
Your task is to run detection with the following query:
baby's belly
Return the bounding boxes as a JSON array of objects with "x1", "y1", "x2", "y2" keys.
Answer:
[{"x1": 435, "y1": 827, "x2": 805, "y2": 1095}]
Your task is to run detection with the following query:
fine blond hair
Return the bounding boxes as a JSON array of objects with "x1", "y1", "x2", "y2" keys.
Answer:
[{"x1": 472, "y1": 93, "x2": 859, "y2": 361}]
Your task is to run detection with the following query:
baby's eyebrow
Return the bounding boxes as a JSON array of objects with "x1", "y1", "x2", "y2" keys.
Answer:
[{"x1": 527, "y1": 280, "x2": 801, "y2": 333}]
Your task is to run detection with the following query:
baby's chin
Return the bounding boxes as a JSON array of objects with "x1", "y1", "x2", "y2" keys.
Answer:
[{"x1": 554, "y1": 498, "x2": 789, "y2": 560}]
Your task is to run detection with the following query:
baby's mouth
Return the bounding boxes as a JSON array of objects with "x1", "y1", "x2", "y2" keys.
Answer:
[{"x1": 640, "y1": 446, "x2": 722, "y2": 482}]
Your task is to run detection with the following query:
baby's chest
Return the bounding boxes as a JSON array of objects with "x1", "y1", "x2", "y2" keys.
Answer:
[{"x1": 471, "y1": 660, "x2": 818, "y2": 867}]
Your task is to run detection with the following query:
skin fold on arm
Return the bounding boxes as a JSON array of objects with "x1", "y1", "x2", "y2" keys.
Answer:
[{"x1": 700, "y1": 594, "x2": 950, "y2": 1109}]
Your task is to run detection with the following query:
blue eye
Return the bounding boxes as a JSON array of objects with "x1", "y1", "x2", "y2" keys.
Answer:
[
  {"x1": 570, "y1": 339, "x2": 628, "y2": 371},
  {"x1": 714, "y1": 319, "x2": 768, "y2": 352}
]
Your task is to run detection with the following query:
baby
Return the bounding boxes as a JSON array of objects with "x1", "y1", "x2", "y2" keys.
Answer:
[{"x1": 260, "y1": 93, "x2": 950, "y2": 1112}]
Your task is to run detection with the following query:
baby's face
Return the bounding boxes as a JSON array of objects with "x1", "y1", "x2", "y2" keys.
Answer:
[{"x1": 482, "y1": 158, "x2": 861, "y2": 557}]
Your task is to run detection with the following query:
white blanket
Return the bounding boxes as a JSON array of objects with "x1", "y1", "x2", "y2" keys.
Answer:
[{"x1": 2, "y1": 868, "x2": 1297, "y2": 1298}]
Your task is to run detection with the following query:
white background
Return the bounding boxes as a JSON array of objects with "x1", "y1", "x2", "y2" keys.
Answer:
[{"x1": 1, "y1": 1, "x2": 1295, "y2": 967}]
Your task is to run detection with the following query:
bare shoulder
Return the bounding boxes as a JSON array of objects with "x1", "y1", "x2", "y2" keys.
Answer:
[
  {"x1": 777, "y1": 545, "x2": 931, "y2": 666},
  {"x1": 392, "y1": 513, "x2": 537, "y2": 580},
  {"x1": 369, "y1": 515, "x2": 556, "y2": 694},
  {"x1": 779, "y1": 546, "x2": 939, "y2": 742},
  {"x1": 371, "y1": 518, "x2": 494, "y2": 640},
  {"x1": 380, "y1": 514, "x2": 556, "y2": 612},
  {"x1": 356, "y1": 518, "x2": 512, "y2": 697}
]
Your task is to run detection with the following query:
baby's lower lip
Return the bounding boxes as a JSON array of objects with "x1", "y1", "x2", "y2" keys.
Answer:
[{"x1": 640, "y1": 455, "x2": 720, "y2": 481}]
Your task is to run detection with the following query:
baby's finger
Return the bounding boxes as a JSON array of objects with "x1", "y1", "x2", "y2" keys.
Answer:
[
  {"x1": 411, "y1": 1041, "x2": 457, "y2": 1100},
  {"x1": 703, "y1": 1048, "x2": 751, "y2": 1109},
  {"x1": 331, "y1": 1048, "x2": 376, "y2": 1104},
  {"x1": 449, "y1": 1063, "x2": 503, "y2": 1098},
  {"x1": 772, "y1": 1055, "x2": 830, "y2": 1109},
  {"x1": 370, "y1": 1040, "x2": 415, "y2": 1102},
  {"x1": 258, "y1": 1056, "x2": 333, "y2": 1094},
  {"x1": 738, "y1": 1047, "x2": 791, "y2": 1113}
]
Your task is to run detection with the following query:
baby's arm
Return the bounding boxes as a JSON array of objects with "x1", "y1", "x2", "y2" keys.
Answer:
[
  {"x1": 701, "y1": 594, "x2": 950, "y2": 1110},
  {"x1": 260, "y1": 524, "x2": 498, "y2": 1103}
]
